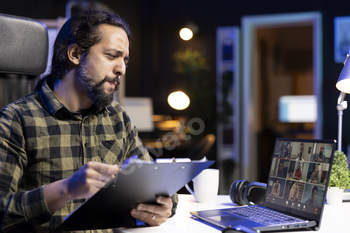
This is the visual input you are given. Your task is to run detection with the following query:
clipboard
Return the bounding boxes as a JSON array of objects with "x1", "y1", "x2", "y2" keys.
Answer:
[{"x1": 55, "y1": 159, "x2": 214, "y2": 232}]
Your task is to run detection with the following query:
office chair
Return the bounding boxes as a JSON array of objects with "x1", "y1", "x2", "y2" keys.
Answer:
[
  {"x1": 0, "y1": 13, "x2": 48, "y2": 109},
  {"x1": 0, "y1": 13, "x2": 48, "y2": 76}
]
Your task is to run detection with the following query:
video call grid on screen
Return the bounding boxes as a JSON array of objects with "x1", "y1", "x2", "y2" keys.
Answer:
[{"x1": 266, "y1": 140, "x2": 333, "y2": 215}]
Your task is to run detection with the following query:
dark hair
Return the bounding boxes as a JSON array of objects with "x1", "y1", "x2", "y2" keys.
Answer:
[
  {"x1": 35, "y1": 9, "x2": 132, "y2": 91},
  {"x1": 312, "y1": 185, "x2": 318, "y2": 193}
]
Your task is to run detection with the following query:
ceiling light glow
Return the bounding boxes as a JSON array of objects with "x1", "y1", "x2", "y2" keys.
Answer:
[
  {"x1": 168, "y1": 91, "x2": 190, "y2": 110},
  {"x1": 179, "y1": 28, "x2": 193, "y2": 41}
]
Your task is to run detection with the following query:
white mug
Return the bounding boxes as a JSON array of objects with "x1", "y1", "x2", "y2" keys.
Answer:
[{"x1": 185, "y1": 168, "x2": 219, "y2": 203}]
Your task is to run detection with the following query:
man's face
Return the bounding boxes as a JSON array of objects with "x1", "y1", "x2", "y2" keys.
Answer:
[
  {"x1": 315, "y1": 165, "x2": 319, "y2": 173},
  {"x1": 77, "y1": 24, "x2": 129, "y2": 109},
  {"x1": 320, "y1": 145, "x2": 324, "y2": 154}
]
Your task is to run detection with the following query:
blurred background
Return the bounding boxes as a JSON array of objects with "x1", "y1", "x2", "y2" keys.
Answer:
[{"x1": 1, "y1": 0, "x2": 349, "y2": 194}]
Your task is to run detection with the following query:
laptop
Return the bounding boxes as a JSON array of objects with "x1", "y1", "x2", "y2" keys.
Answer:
[{"x1": 191, "y1": 138, "x2": 336, "y2": 232}]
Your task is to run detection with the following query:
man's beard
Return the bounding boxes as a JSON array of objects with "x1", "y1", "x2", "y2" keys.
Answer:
[{"x1": 77, "y1": 57, "x2": 120, "y2": 109}]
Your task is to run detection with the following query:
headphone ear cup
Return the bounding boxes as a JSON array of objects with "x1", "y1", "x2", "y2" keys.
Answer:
[
  {"x1": 230, "y1": 180, "x2": 250, "y2": 205},
  {"x1": 229, "y1": 180, "x2": 240, "y2": 204},
  {"x1": 244, "y1": 182, "x2": 267, "y2": 206},
  {"x1": 236, "y1": 180, "x2": 250, "y2": 205}
]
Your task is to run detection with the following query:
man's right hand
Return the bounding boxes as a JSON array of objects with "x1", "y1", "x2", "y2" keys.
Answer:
[
  {"x1": 44, "y1": 161, "x2": 121, "y2": 213},
  {"x1": 65, "y1": 161, "x2": 121, "y2": 200}
]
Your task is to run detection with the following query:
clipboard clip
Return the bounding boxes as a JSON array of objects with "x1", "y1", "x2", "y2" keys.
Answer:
[{"x1": 155, "y1": 158, "x2": 192, "y2": 163}]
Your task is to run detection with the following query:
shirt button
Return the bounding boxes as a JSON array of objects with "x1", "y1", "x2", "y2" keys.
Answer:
[{"x1": 84, "y1": 142, "x2": 89, "y2": 147}]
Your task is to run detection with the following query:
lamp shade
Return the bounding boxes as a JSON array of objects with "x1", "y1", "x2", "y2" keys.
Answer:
[{"x1": 336, "y1": 55, "x2": 350, "y2": 94}]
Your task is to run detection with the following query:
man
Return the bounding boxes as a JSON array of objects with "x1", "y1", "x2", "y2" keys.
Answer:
[
  {"x1": 0, "y1": 9, "x2": 176, "y2": 232},
  {"x1": 279, "y1": 144, "x2": 284, "y2": 158},
  {"x1": 296, "y1": 143, "x2": 304, "y2": 161},
  {"x1": 293, "y1": 163, "x2": 302, "y2": 180},
  {"x1": 305, "y1": 186, "x2": 320, "y2": 207},
  {"x1": 279, "y1": 143, "x2": 291, "y2": 158},
  {"x1": 312, "y1": 144, "x2": 326, "y2": 163},
  {"x1": 309, "y1": 164, "x2": 320, "y2": 184},
  {"x1": 276, "y1": 160, "x2": 286, "y2": 178}
]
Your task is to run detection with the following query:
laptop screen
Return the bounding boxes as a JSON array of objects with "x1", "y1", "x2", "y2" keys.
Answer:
[{"x1": 263, "y1": 138, "x2": 336, "y2": 222}]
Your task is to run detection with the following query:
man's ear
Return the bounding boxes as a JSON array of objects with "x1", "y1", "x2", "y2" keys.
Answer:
[{"x1": 67, "y1": 44, "x2": 82, "y2": 65}]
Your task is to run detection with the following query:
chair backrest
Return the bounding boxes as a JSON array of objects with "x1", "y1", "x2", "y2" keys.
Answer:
[
  {"x1": 0, "y1": 13, "x2": 48, "y2": 75},
  {"x1": 186, "y1": 134, "x2": 216, "y2": 160}
]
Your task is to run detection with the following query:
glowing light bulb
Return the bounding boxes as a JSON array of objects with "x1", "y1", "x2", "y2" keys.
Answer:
[
  {"x1": 168, "y1": 91, "x2": 190, "y2": 110},
  {"x1": 179, "y1": 28, "x2": 193, "y2": 41}
]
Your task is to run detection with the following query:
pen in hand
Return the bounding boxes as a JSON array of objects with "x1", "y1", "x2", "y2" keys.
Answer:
[{"x1": 121, "y1": 155, "x2": 138, "y2": 169}]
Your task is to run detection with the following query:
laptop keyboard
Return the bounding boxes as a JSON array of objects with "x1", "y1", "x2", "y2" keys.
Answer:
[{"x1": 223, "y1": 206, "x2": 306, "y2": 226}]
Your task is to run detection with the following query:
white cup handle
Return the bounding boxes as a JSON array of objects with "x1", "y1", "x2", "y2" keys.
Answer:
[{"x1": 185, "y1": 184, "x2": 195, "y2": 197}]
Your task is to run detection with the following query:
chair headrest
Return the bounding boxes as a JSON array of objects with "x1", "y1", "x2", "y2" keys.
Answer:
[{"x1": 0, "y1": 13, "x2": 48, "y2": 75}]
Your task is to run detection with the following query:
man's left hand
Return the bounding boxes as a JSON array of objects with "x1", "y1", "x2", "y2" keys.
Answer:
[{"x1": 130, "y1": 196, "x2": 173, "y2": 226}]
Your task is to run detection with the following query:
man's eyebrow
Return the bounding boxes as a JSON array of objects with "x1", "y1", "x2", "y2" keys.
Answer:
[{"x1": 105, "y1": 49, "x2": 126, "y2": 55}]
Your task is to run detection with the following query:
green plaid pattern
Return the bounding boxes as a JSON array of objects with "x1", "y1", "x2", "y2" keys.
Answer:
[{"x1": 0, "y1": 78, "x2": 177, "y2": 232}]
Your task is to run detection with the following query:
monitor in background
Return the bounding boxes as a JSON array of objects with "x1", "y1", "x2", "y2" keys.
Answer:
[
  {"x1": 123, "y1": 97, "x2": 154, "y2": 132},
  {"x1": 278, "y1": 95, "x2": 317, "y2": 123}
]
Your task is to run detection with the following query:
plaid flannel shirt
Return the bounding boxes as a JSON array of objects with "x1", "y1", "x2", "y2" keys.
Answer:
[{"x1": 0, "y1": 78, "x2": 177, "y2": 232}]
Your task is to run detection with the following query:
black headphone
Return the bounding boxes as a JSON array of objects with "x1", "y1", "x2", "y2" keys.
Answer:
[{"x1": 230, "y1": 180, "x2": 267, "y2": 206}]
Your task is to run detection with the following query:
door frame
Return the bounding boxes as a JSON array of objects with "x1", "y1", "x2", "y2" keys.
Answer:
[{"x1": 241, "y1": 12, "x2": 322, "y2": 181}]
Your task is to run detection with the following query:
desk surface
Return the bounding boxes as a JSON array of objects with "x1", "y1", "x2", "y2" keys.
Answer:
[{"x1": 119, "y1": 194, "x2": 350, "y2": 233}]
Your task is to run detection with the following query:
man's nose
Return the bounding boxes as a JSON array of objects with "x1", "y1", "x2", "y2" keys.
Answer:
[{"x1": 113, "y1": 60, "x2": 126, "y2": 76}]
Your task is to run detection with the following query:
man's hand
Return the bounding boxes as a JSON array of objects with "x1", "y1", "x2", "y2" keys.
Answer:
[
  {"x1": 44, "y1": 161, "x2": 121, "y2": 213},
  {"x1": 65, "y1": 161, "x2": 121, "y2": 200},
  {"x1": 130, "y1": 196, "x2": 173, "y2": 226}
]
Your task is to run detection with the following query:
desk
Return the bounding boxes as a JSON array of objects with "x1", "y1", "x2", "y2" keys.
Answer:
[{"x1": 119, "y1": 194, "x2": 350, "y2": 233}]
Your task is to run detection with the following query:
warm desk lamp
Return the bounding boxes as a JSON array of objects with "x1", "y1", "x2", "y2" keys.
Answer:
[{"x1": 336, "y1": 48, "x2": 350, "y2": 151}]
